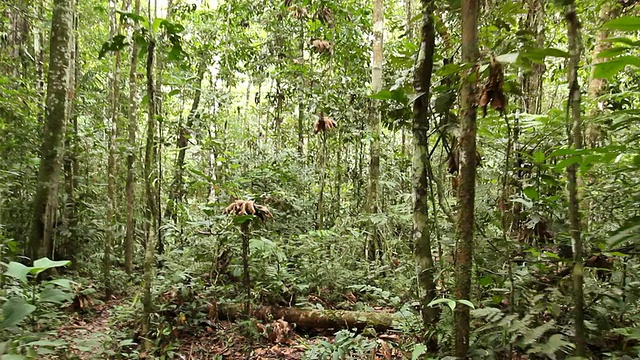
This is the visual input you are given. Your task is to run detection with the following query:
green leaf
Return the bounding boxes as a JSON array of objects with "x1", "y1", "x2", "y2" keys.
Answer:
[
  {"x1": 593, "y1": 56, "x2": 640, "y2": 79},
  {"x1": 31, "y1": 258, "x2": 71, "y2": 276},
  {"x1": 457, "y1": 299, "x2": 475, "y2": 309},
  {"x1": 4, "y1": 262, "x2": 31, "y2": 284},
  {"x1": 27, "y1": 339, "x2": 66, "y2": 347},
  {"x1": 603, "y1": 16, "x2": 640, "y2": 31},
  {"x1": 47, "y1": 279, "x2": 75, "y2": 289},
  {"x1": 521, "y1": 48, "x2": 570, "y2": 63},
  {"x1": 1, "y1": 297, "x2": 36, "y2": 328},
  {"x1": 495, "y1": 52, "x2": 519, "y2": 64},
  {"x1": 411, "y1": 344, "x2": 427, "y2": 360},
  {"x1": 39, "y1": 288, "x2": 71, "y2": 304},
  {"x1": 532, "y1": 151, "x2": 546, "y2": 164},
  {"x1": 232, "y1": 215, "x2": 255, "y2": 225},
  {"x1": 597, "y1": 47, "x2": 629, "y2": 59},
  {"x1": 427, "y1": 298, "x2": 456, "y2": 311},
  {"x1": 523, "y1": 187, "x2": 539, "y2": 201},
  {"x1": 604, "y1": 37, "x2": 640, "y2": 46},
  {"x1": 1, "y1": 355, "x2": 26, "y2": 360}
]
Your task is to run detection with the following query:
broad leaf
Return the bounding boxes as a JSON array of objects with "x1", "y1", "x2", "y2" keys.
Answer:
[
  {"x1": 427, "y1": 298, "x2": 456, "y2": 311},
  {"x1": 1, "y1": 297, "x2": 36, "y2": 328},
  {"x1": 31, "y1": 258, "x2": 71, "y2": 276},
  {"x1": 495, "y1": 52, "x2": 519, "y2": 64},
  {"x1": 457, "y1": 299, "x2": 475, "y2": 309},
  {"x1": 603, "y1": 16, "x2": 640, "y2": 31},
  {"x1": 593, "y1": 56, "x2": 640, "y2": 79},
  {"x1": 4, "y1": 262, "x2": 31, "y2": 284},
  {"x1": 39, "y1": 288, "x2": 71, "y2": 304},
  {"x1": 411, "y1": 344, "x2": 426, "y2": 360}
]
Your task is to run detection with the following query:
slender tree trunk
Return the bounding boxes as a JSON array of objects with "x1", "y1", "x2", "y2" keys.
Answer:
[
  {"x1": 104, "y1": 0, "x2": 123, "y2": 299},
  {"x1": 454, "y1": 0, "x2": 478, "y2": 357},
  {"x1": 125, "y1": 0, "x2": 141, "y2": 275},
  {"x1": 62, "y1": 6, "x2": 78, "y2": 263},
  {"x1": 367, "y1": 0, "x2": 383, "y2": 262},
  {"x1": 34, "y1": 1, "x2": 46, "y2": 124},
  {"x1": 166, "y1": 58, "x2": 206, "y2": 222},
  {"x1": 155, "y1": 0, "x2": 172, "y2": 256},
  {"x1": 29, "y1": 0, "x2": 74, "y2": 261},
  {"x1": 412, "y1": 0, "x2": 439, "y2": 337},
  {"x1": 565, "y1": 2, "x2": 586, "y2": 356},
  {"x1": 142, "y1": 38, "x2": 159, "y2": 351}
]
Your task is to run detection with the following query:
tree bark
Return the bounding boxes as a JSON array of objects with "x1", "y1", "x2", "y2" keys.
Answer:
[
  {"x1": 454, "y1": 0, "x2": 478, "y2": 357},
  {"x1": 104, "y1": 0, "x2": 122, "y2": 299},
  {"x1": 367, "y1": 0, "x2": 384, "y2": 262},
  {"x1": 412, "y1": 0, "x2": 439, "y2": 331},
  {"x1": 29, "y1": 0, "x2": 74, "y2": 261},
  {"x1": 142, "y1": 38, "x2": 159, "y2": 351},
  {"x1": 217, "y1": 304, "x2": 399, "y2": 332},
  {"x1": 565, "y1": 2, "x2": 587, "y2": 356},
  {"x1": 125, "y1": 0, "x2": 141, "y2": 275}
]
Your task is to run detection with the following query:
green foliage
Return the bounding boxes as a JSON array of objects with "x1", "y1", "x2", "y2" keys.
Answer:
[{"x1": 303, "y1": 330, "x2": 377, "y2": 360}]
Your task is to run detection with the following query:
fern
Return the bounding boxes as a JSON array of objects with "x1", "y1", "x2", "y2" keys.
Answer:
[{"x1": 527, "y1": 334, "x2": 574, "y2": 360}]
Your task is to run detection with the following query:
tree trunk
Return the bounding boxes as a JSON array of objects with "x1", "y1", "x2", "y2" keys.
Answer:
[
  {"x1": 142, "y1": 38, "x2": 159, "y2": 351},
  {"x1": 166, "y1": 58, "x2": 206, "y2": 223},
  {"x1": 565, "y1": 2, "x2": 586, "y2": 356},
  {"x1": 125, "y1": 0, "x2": 141, "y2": 275},
  {"x1": 412, "y1": 0, "x2": 439, "y2": 333},
  {"x1": 29, "y1": 0, "x2": 74, "y2": 261},
  {"x1": 367, "y1": 0, "x2": 383, "y2": 262},
  {"x1": 522, "y1": 0, "x2": 545, "y2": 115},
  {"x1": 62, "y1": 7, "x2": 78, "y2": 264},
  {"x1": 454, "y1": 0, "x2": 478, "y2": 357},
  {"x1": 104, "y1": 0, "x2": 123, "y2": 299},
  {"x1": 155, "y1": 0, "x2": 173, "y2": 256}
]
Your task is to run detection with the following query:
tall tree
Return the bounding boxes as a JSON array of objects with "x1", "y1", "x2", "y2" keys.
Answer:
[
  {"x1": 367, "y1": 0, "x2": 383, "y2": 261},
  {"x1": 565, "y1": 1, "x2": 587, "y2": 356},
  {"x1": 125, "y1": 0, "x2": 141, "y2": 275},
  {"x1": 29, "y1": 0, "x2": 75, "y2": 261},
  {"x1": 454, "y1": 0, "x2": 478, "y2": 357},
  {"x1": 104, "y1": 0, "x2": 123, "y2": 298},
  {"x1": 142, "y1": 36, "x2": 159, "y2": 350},
  {"x1": 412, "y1": 0, "x2": 439, "y2": 340}
]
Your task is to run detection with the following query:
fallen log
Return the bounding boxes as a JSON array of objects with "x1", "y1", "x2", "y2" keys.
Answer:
[{"x1": 216, "y1": 303, "x2": 401, "y2": 332}]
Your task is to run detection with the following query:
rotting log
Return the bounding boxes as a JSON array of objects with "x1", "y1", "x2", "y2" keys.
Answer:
[{"x1": 216, "y1": 304, "x2": 400, "y2": 332}]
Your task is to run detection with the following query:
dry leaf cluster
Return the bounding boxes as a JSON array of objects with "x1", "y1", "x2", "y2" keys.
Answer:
[
  {"x1": 315, "y1": 8, "x2": 334, "y2": 26},
  {"x1": 288, "y1": 5, "x2": 308, "y2": 19},
  {"x1": 257, "y1": 318, "x2": 295, "y2": 345},
  {"x1": 478, "y1": 57, "x2": 506, "y2": 116},
  {"x1": 223, "y1": 199, "x2": 273, "y2": 222},
  {"x1": 312, "y1": 39, "x2": 333, "y2": 54},
  {"x1": 313, "y1": 114, "x2": 337, "y2": 134}
]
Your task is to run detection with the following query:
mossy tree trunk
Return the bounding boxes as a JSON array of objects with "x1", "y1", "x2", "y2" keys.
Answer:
[
  {"x1": 125, "y1": 0, "x2": 141, "y2": 275},
  {"x1": 412, "y1": 0, "x2": 439, "y2": 334},
  {"x1": 454, "y1": 0, "x2": 478, "y2": 357},
  {"x1": 565, "y1": 1, "x2": 586, "y2": 356},
  {"x1": 29, "y1": 0, "x2": 74, "y2": 261}
]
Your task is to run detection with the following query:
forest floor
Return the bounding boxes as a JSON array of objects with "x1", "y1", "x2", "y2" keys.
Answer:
[{"x1": 51, "y1": 297, "x2": 407, "y2": 359}]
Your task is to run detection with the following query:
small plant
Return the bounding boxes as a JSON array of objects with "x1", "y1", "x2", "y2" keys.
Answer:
[
  {"x1": 0, "y1": 257, "x2": 74, "y2": 357},
  {"x1": 303, "y1": 330, "x2": 377, "y2": 360}
]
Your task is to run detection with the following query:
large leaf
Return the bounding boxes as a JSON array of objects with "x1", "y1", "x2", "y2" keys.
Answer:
[
  {"x1": 520, "y1": 48, "x2": 570, "y2": 63},
  {"x1": 4, "y1": 262, "x2": 31, "y2": 284},
  {"x1": 31, "y1": 258, "x2": 71, "y2": 276},
  {"x1": 38, "y1": 288, "x2": 71, "y2": 304},
  {"x1": 1, "y1": 297, "x2": 36, "y2": 328},
  {"x1": 593, "y1": 56, "x2": 640, "y2": 79},
  {"x1": 495, "y1": 52, "x2": 519, "y2": 64},
  {"x1": 603, "y1": 16, "x2": 640, "y2": 31}
]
